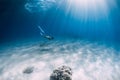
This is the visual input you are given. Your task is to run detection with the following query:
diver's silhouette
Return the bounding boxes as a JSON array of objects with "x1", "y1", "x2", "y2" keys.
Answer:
[{"x1": 38, "y1": 26, "x2": 54, "y2": 40}]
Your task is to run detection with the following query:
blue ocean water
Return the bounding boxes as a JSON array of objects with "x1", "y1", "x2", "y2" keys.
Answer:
[
  {"x1": 0, "y1": 0, "x2": 120, "y2": 44},
  {"x1": 0, "y1": 0, "x2": 120, "y2": 80}
]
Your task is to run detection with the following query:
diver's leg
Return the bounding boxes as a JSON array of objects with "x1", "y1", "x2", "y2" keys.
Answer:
[{"x1": 38, "y1": 26, "x2": 45, "y2": 33}]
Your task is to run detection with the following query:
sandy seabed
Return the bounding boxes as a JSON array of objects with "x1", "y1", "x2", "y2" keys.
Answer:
[{"x1": 0, "y1": 39, "x2": 120, "y2": 80}]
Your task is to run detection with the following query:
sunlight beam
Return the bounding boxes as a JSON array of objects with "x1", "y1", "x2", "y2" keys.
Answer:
[{"x1": 64, "y1": 0, "x2": 117, "y2": 21}]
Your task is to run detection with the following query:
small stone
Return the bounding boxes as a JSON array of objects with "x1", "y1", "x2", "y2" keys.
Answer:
[
  {"x1": 23, "y1": 67, "x2": 34, "y2": 74},
  {"x1": 50, "y1": 66, "x2": 72, "y2": 80}
]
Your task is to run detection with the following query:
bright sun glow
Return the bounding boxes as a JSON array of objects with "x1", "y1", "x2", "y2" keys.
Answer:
[
  {"x1": 64, "y1": 0, "x2": 116, "y2": 21},
  {"x1": 24, "y1": 0, "x2": 117, "y2": 21}
]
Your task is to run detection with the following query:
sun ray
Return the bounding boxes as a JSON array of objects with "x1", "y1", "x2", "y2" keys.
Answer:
[{"x1": 63, "y1": 0, "x2": 117, "y2": 21}]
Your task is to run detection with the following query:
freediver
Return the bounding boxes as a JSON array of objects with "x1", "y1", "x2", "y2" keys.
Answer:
[{"x1": 38, "y1": 26, "x2": 54, "y2": 40}]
